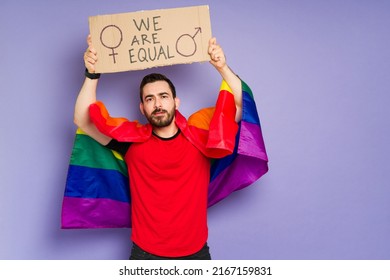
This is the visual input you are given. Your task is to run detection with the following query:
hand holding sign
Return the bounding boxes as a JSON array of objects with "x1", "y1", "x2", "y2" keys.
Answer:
[
  {"x1": 89, "y1": 5, "x2": 212, "y2": 73},
  {"x1": 208, "y1": 37, "x2": 227, "y2": 70},
  {"x1": 84, "y1": 35, "x2": 98, "y2": 73}
]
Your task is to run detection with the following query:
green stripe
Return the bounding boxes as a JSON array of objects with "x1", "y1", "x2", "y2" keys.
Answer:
[
  {"x1": 241, "y1": 80, "x2": 254, "y2": 99},
  {"x1": 70, "y1": 134, "x2": 128, "y2": 177}
]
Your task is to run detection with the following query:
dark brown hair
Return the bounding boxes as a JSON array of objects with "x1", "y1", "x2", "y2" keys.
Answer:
[{"x1": 139, "y1": 73, "x2": 176, "y2": 102}]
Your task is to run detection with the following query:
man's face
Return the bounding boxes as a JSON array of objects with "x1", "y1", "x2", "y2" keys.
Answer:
[{"x1": 140, "y1": 80, "x2": 179, "y2": 128}]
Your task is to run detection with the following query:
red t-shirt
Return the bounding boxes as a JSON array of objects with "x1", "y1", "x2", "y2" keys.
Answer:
[
  {"x1": 125, "y1": 131, "x2": 210, "y2": 257},
  {"x1": 90, "y1": 90, "x2": 238, "y2": 257}
]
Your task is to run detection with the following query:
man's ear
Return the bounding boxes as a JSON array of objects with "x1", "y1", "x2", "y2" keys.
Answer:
[
  {"x1": 139, "y1": 102, "x2": 145, "y2": 115},
  {"x1": 175, "y1": 97, "x2": 180, "y2": 110}
]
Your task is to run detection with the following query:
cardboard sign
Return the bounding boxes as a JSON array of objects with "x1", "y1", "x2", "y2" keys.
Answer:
[{"x1": 89, "y1": 5, "x2": 212, "y2": 73}]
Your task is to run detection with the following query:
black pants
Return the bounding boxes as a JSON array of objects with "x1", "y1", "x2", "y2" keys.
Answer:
[{"x1": 130, "y1": 243, "x2": 211, "y2": 260}]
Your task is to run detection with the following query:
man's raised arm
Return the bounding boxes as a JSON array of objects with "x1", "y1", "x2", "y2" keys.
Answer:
[
  {"x1": 208, "y1": 37, "x2": 243, "y2": 122},
  {"x1": 74, "y1": 35, "x2": 112, "y2": 145}
]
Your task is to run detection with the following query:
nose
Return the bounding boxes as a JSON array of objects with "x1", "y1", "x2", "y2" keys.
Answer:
[{"x1": 154, "y1": 98, "x2": 162, "y2": 109}]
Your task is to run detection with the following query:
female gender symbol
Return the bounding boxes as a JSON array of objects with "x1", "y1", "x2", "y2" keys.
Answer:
[{"x1": 100, "y1": 25, "x2": 123, "y2": 64}]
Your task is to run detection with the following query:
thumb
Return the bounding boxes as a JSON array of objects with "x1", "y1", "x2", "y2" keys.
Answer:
[{"x1": 87, "y1": 34, "x2": 92, "y2": 47}]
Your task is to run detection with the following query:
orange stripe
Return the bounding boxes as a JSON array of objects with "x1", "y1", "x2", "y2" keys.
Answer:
[
  {"x1": 95, "y1": 101, "x2": 129, "y2": 127},
  {"x1": 188, "y1": 107, "x2": 215, "y2": 130}
]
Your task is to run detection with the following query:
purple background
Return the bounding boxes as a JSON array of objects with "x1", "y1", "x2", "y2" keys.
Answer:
[{"x1": 1, "y1": 0, "x2": 389, "y2": 260}]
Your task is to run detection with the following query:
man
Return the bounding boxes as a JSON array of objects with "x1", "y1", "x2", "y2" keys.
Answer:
[{"x1": 74, "y1": 35, "x2": 243, "y2": 259}]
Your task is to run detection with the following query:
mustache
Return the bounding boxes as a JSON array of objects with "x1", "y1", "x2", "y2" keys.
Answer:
[{"x1": 152, "y1": 108, "x2": 167, "y2": 115}]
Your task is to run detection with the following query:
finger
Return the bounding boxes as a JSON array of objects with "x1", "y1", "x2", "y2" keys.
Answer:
[
  {"x1": 86, "y1": 62, "x2": 94, "y2": 69},
  {"x1": 208, "y1": 37, "x2": 217, "y2": 53},
  {"x1": 86, "y1": 56, "x2": 97, "y2": 65},
  {"x1": 87, "y1": 34, "x2": 92, "y2": 46},
  {"x1": 87, "y1": 46, "x2": 97, "y2": 56},
  {"x1": 84, "y1": 51, "x2": 97, "y2": 63},
  {"x1": 208, "y1": 44, "x2": 214, "y2": 55},
  {"x1": 209, "y1": 46, "x2": 220, "y2": 58},
  {"x1": 86, "y1": 56, "x2": 98, "y2": 65},
  {"x1": 212, "y1": 55, "x2": 221, "y2": 62},
  {"x1": 211, "y1": 48, "x2": 222, "y2": 61},
  {"x1": 85, "y1": 45, "x2": 97, "y2": 58},
  {"x1": 86, "y1": 35, "x2": 98, "y2": 55}
]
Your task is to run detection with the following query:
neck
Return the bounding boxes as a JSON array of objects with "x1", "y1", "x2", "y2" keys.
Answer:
[{"x1": 153, "y1": 123, "x2": 179, "y2": 138}]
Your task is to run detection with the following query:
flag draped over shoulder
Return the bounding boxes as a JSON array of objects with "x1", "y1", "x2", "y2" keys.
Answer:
[
  {"x1": 207, "y1": 81, "x2": 268, "y2": 206},
  {"x1": 61, "y1": 129, "x2": 131, "y2": 228},
  {"x1": 61, "y1": 80, "x2": 268, "y2": 229}
]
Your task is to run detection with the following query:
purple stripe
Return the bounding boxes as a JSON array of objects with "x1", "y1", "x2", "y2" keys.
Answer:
[
  {"x1": 238, "y1": 121, "x2": 268, "y2": 161},
  {"x1": 208, "y1": 153, "x2": 268, "y2": 207},
  {"x1": 61, "y1": 197, "x2": 131, "y2": 228},
  {"x1": 207, "y1": 121, "x2": 269, "y2": 207}
]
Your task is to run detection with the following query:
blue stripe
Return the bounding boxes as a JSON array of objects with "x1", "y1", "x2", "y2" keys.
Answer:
[
  {"x1": 210, "y1": 125, "x2": 240, "y2": 181},
  {"x1": 210, "y1": 89, "x2": 261, "y2": 181},
  {"x1": 242, "y1": 91, "x2": 261, "y2": 125},
  {"x1": 65, "y1": 165, "x2": 130, "y2": 203}
]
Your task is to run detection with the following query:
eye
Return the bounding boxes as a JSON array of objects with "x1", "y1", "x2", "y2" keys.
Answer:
[{"x1": 145, "y1": 97, "x2": 153, "y2": 102}]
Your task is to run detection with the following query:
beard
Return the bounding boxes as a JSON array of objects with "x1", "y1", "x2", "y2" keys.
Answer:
[{"x1": 145, "y1": 107, "x2": 176, "y2": 128}]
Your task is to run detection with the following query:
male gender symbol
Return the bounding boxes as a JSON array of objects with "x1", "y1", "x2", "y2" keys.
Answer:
[
  {"x1": 100, "y1": 25, "x2": 123, "y2": 64},
  {"x1": 176, "y1": 27, "x2": 202, "y2": 57}
]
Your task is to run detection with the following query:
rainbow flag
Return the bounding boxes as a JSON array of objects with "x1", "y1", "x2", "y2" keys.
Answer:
[
  {"x1": 208, "y1": 81, "x2": 268, "y2": 206},
  {"x1": 61, "y1": 80, "x2": 268, "y2": 228},
  {"x1": 62, "y1": 129, "x2": 131, "y2": 228}
]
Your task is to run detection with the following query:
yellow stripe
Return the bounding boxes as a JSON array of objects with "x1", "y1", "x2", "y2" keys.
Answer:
[
  {"x1": 111, "y1": 150, "x2": 124, "y2": 161},
  {"x1": 76, "y1": 128, "x2": 87, "y2": 135},
  {"x1": 220, "y1": 80, "x2": 233, "y2": 93},
  {"x1": 76, "y1": 128, "x2": 124, "y2": 161}
]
